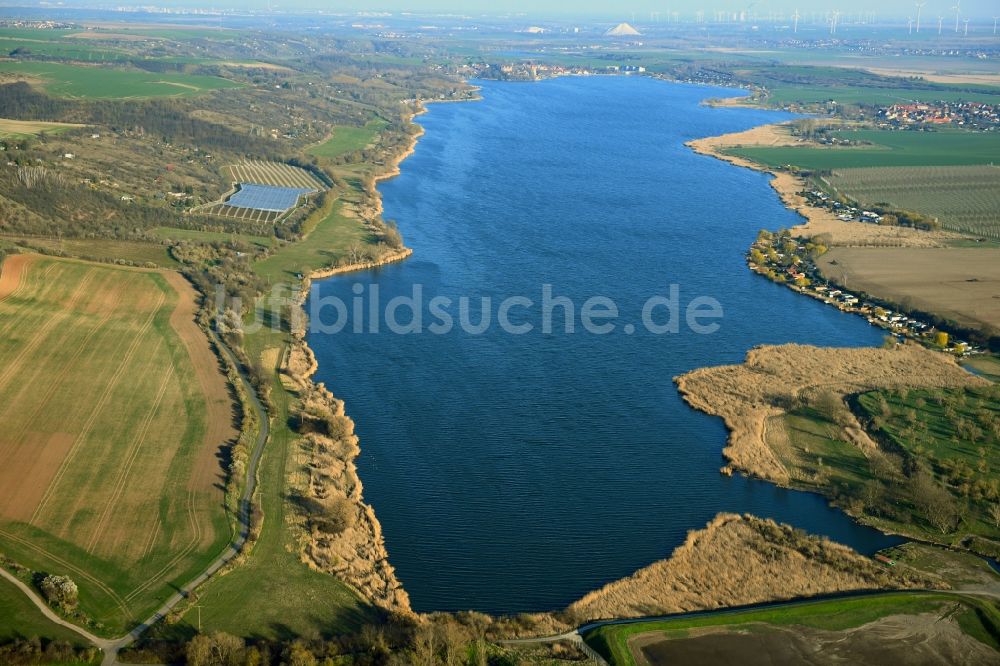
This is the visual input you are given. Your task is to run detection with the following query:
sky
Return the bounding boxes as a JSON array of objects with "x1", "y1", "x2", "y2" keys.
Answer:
[
  {"x1": 251, "y1": 1, "x2": 1000, "y2": 20},
  {"x1": 25, "y1": 0, "x2": 999, "y2": 21}
]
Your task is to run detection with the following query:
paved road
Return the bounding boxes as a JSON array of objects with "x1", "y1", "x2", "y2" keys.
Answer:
[{"x1": 0, "y1": 331, "x2": 272, "y2": 666}]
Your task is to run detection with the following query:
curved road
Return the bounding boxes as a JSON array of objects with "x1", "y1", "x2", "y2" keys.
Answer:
[{"x1": 0, "y1": 331, "x2": 271, "y2": 666}]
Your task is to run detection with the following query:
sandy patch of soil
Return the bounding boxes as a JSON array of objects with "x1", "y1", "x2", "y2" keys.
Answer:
[{"x1": 863, "y1": 67, "x2": 1000, "y2": 86}]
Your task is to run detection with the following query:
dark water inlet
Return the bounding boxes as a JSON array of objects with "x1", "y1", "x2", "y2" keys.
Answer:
[{"x1": 308, "y1": 77, "x2": 902, "y2": 614}]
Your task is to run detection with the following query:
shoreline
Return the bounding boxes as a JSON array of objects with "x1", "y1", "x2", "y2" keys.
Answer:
[
  {"x1": 686, "y1": 124, "x2": 960, "y2": 249},
  {"x1": 284, "y1": 94, "x2": 475, "y2": 614}
]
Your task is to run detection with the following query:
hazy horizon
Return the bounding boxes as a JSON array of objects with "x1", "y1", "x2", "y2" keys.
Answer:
[{"x1": 4, "y1": 0, "x2": 1000, "y2": 21}]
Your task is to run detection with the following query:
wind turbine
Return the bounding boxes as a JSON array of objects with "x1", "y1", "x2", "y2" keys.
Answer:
[
  {"x1": 994, "y1": 16, "x2": 999, "y2": 36},
  {"x1": 830, "y1": 10, "x2": 840, "y2": 35},
  {"x1": 938, "y1": 15, "x2": 944, "y2": 34},
  {"x1": 793, "y1": 9, "x2": 800, "y2": 33},
  {"x1": 908, "y1": 17, "x2": 913, "y2": 34},
  {"x1": 964, "y1": 18, "x2": 970, "y2": 36},
  {"x1": 915, "y1": 2, "x2": 926, "y2": 32},
  {"x1": 953, "y1": 1, "x2": 961, "y2": 33}
]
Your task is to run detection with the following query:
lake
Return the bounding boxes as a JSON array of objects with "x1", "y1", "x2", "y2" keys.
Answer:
[{"x1": 307, "y1": 76, "x2": 898, "y2": 614}]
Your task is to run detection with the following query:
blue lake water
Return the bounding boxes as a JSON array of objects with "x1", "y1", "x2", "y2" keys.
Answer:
[{"x1": 307, "y1": 76, "x2": 899, "y2": 614}]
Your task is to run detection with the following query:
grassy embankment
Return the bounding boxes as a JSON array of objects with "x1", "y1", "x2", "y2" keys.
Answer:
[
  {"x1": 0, "y1": 257, "x2": 235, "y2": 636},
  {"x1": 583, "y1": 592, "x2": 1000, "y2": 666}
]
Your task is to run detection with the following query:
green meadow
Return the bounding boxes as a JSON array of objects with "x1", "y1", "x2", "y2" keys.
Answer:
[
  {"x1": 0, "y1": 61, "x2": 241, "y2": 98},
  {"x1": 307, "y1": 118, "x2": 389, "y2": 160}
]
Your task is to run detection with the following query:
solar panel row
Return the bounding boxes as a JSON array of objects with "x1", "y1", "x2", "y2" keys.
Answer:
[{"x1": 224, "y1": 183, "x2": 316, "y2": 213}]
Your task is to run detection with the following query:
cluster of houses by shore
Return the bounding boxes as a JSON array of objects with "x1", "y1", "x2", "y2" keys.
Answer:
[
  {"x1": 802, "y1": 189, "x2": 883, "y2": 224},
  {"x1": 748, "y1": 233, "x2": 981, "y2": 357},
  {"x1": 874, "y1": 102, "x2": 1000, "y2": 131}
]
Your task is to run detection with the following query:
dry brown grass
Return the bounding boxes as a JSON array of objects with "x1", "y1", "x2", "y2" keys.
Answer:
[
  {"x1": 818, "y1": 246, "x2": 1000, "y2": 332},
  {"x1": 674, "y1": 344, "x2": 986, "y2": 483},
  {"x1": 566, "y1": 513, "x2": 938, "y2": 622}
]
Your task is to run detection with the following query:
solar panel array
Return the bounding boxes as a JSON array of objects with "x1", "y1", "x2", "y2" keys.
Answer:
[{"x1": 224, "y1": 183, "x2": 316, "y2": 213}]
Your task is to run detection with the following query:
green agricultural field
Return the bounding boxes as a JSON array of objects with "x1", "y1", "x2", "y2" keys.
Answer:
[
  {"x1": 307, "y1": 118, "x2": 389, "y2": 160},
  {"x1": 0, "y1": 256, "x2": 236, "y2": 635},
  {"x1": 0, "y1": 37, "x2": 129, "y2": 62},
  {"x1": 765, "y1": 83, "x2": 1000, "y2": 106},
  {"x1": 827, "y1": 165, "x2": 1000, "y2": 239},
  {"x1": 0, "y1": 61, "x2": 241, "y2": 99},
  {"x1": 728, "y1": 129, "x2": 1000, "y2": 170},
  {"x1": 584, "y1": 593, "x2": 1000, "y2": 666}
]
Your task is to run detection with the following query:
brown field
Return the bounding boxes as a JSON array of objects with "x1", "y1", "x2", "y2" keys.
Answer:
[
  {"x1": 863, "y1": 67, "x2": 1000, "y2": 86},
  {"x1": 818, "y1": 246, "x2": 1000, "y2": 331},
  {"x1": 0, "y1": 253, "x2": 33, "y2": 300},
  {"x1": 631, "y1": 609, "x2": 998, "y2": 666},
  {"x1": 0, "y1": 256, "x2": 236, "y2": 632}
]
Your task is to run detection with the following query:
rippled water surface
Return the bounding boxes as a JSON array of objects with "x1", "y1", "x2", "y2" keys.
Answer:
[{"x1": 308, "y1": 77, "x2": 897, "y2": 613}]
